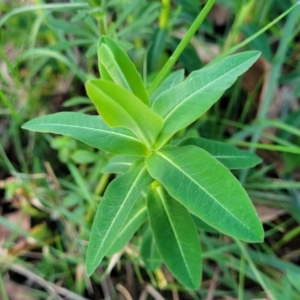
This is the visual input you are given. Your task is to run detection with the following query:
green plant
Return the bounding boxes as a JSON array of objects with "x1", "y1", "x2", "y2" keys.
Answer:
[{"x1": 22, "y1": 34, "x2": 264, "y2": 289}]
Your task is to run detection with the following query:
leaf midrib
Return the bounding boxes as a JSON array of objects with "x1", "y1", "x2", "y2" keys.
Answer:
[
  {"x1": 25, "y1": 123, "x2": 142, "y2": 143},
  {"x1": 156, "y1": 150, "x2": 255, "y2": 236},
  {"x1": 118, "y1": 206, "x2": 146, "y2": 236},
  {"x1": 157, "y1": 188, "x2": 194, "y2": 286},
  {"x1": 214, "y1": 155, "x2": 251, "y2": 159},
  {"x1": 90, "y1": 165, "x2": 148, "y2": 267},
  {"x1": 100, "y1": 45, "x2": 132, "y2": 92}
]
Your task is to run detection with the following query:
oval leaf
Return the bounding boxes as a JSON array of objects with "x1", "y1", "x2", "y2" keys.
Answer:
[
  {"x1": 179, "y1": 137, "x2": 262, "y2": 169},
  {"x1": 153, "y1": 51, "x2": 261, "y2": 147},
  {"x1": 98, "y1": 36, "x2": 149, "y2": 105},
  {"x1": 146, "y1": 145, "x2": 264, "y2": 242},
  {"x1": 22, "y1": 112, "x2": 148, "y2": 156},
  {"x1": 147, "y1": 185, "x2": 202, "y2": 289},
  {"x1": 85, "y1": 79, "x2": 163, "y2": 148},
  {"x1": 86, "y1": 160, "x2": 153, "y2": 275}
]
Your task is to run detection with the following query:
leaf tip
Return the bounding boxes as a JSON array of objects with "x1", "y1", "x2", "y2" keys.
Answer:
[
  {"x1": 245, "y1": 223, "x2": 265, "y2": 243},
  {"x1": 21, "y1": 123, "x2": 28, "y2": 130},
  {"x1": 21, "y1": 120, "x2": 34, "y2": 131},
  {"x1": 256, "y1": 229, "x2": 265, "y2": 243}
]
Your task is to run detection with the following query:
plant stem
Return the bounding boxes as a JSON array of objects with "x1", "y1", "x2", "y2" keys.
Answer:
[
  {"x1": 98, "y1": 16, "x2": 106, "y2": 35},
  {"x1": 147, "y1": 0, "x2": 215, "y2": 96},
  {"x1": 238, "y1": 256, "x2": 246, "y2": 300},
  {"x1": 0, "y1": 90, "x2": 22, "y2": 123},
  {"x1": 0, "y1": 140, "x2": 17, "y2": 174},
  {"x1": 222, "y1": 0, "x2": 255, "y2": 51},
  {"x1": 159, "y1": 0, "x2": 170, "y2": 30},
  {"x1": 94, "y1": 173, "x2": 110, "y2": 196},
  {"x1": 236, "y1": 240, "x2": 275, "y2": 300}
]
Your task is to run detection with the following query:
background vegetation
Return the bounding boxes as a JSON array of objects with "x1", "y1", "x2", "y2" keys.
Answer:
[{"x1": 1, "y1": 0, "x2": 300, "y2": 299}]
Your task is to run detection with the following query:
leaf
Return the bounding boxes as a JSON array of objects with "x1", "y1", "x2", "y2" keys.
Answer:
[
  {"x1": 141, "y1": 225, "x2": 162, "y2": 271},
  {"x1": 287, "y1": 270, "x2": 300, "y2": 293},
  {"x1": 147, "y1": 28, "x2": 168, "y2": 73},
  {"x1": 98, "y1": 36, "x2": 149, "y2": 105},
  {"x1": 22, "y1": 112, "x2": 148, "y2": 156},
  {"x1": 179, "y1": 137, "x2": 262, "y2": 169},
  {"x1": 47, "y1": 17, "x2": 94, "y2": 38},
  {"x1": 191, "y1": 215, "x2": 218, "y2": 233},
  {"x1": 85, "y1": 79, "x2": 164, "y2": 148},
  {"x1": 63, "y1": 96, "x2": 91, "y2": 107},
  {"x1": 153, "y1": 51, "x2": 261, "y2": 147},
  {"x1": 106, "y1": 198, "x2": 148, "y2": 256},
  {"x1": 146, "y1": 145, "x2": 264, "y2": 242},
  {"x1": 150, "y1": 69, "x2": 185, "y2": 104},
  {"x1": 147, "y1": 184, "x2": 202, "y2": 289},
  {"x1": 102, "y1": 155, "x2": 139, "y2": 174},
  {"x1": 70, "y1": 150, "x2": 98, "y2": 164},
  {"x1": 86, "y1": 160, "x2": 153, "y2": 275}
]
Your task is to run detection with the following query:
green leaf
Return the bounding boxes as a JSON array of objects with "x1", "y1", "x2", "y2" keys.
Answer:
[
  {"x1": 147, "y1": 28, "x2": 168, "y2": 73},
  {"x1": 98, "y1": 36, "x2": 149, "y2": 106},
  {"x1": 102, "y1": 155, "x2": 139, "y2": 174},
  {"x1": 106, "y1": 198, "x2": 148, "y2": 256},
  {"x1": 179, "y1": 137, "x2": 262, "y2": 169},
  {"x1": 22, "y1": 112, "x2": 148, "y2": 156},
  {"x1": 153, "y1": 51, "x2": 261, "y2": 147},
  {"x1": 85, "y1": 79, "x2": 164, "y2": 148},
  {"x1": 150, "y1": 69, "x2": 185, "y2": 104},
  {"x1": 191, "y1": 215, "x2": 218, "y2": 233},
  {"x1": 63, "y1": 96, "x2": 91, "y2": 107},
  {"x1": 141, "y1": 225, "x2": 162, "y2": 271},
  {"x1": 99, "y1": 44, "x2": 132, "y2": 90},
  {"x1": 70, "y1": 150, "x2": 98, "y2": 164},
  {"x1": 147, "y1": 185, "x2": 202, "y2": 289},
  {"x1": 146, "y1": 145, "x2": 264, "y2": 242},
  {"x1": 86, "y1": 160, "x2": 153, "y2": 275}
]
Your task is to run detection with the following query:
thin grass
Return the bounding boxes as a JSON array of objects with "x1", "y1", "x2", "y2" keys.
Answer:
[{"x1": 1, "y1": 0, "x2": 300, "y2": 299}]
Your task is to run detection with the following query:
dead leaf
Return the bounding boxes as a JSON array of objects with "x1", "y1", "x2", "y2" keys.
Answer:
[
  {"x1": 208, "y1": 4, "x2": 230, "y2": 26},
  {"x1": 242, "y1": 56, "x2": 268, "y2": 92},
  {"x1": 255, "y1": 205, "x2": 286, "y2": 223},
  {"x1": 0, "y1": 211, "x2": 30, "y2": 243}
]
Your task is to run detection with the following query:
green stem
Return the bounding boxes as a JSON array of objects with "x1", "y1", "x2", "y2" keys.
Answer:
[
  {"x1": 159, "y1": 0, "x2": 170, "y2": 30},
  {"x1": 0, "y1": 90, "x2": 22, "y2": 123},
  {"x1": 98, "y1": 16, "x2": 106, "y2": 35},
  {"x1": 236, "y1": 240, "x2": 275, "y2": 300},
  {"x1": 12, "y1": 126, "x2": 29, "y2": 173},
  {"x1": 90, "y1": 0, "x2": 106, "y2": 35},
  {"x1": 94, "y1": 173, "x2": 110, "y2": 196},
  {"x1": 0, "y1": 140, "x2": 17, "y2": 174},
  {"x1": 222, "y1": 0, "x2": 255, "y2": 51},
  {"x1": 147, "y1": 0, "x2": 215, "y2": 96},
  {"x1": 238, "y1": 256, "x2": 245, "y2": 300}
]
